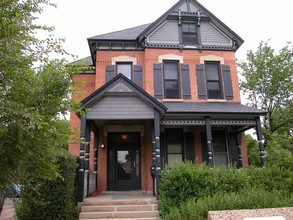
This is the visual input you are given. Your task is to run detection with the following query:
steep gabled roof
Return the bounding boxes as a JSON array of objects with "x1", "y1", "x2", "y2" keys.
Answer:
[
  {"x1": 87, "y1": 0, "x2": 244, "y2": 64},
  {"x1": 138, "y1": 0, "x2": 244, "y2": 48},
  {"x1": 81, "y1": 73, "x2": 167, "y2": 114}
]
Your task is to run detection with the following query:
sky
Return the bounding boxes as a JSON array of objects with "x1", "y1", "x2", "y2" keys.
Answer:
[{"x1": 38, "y1": 0, "x2": 293, "y2": 63}]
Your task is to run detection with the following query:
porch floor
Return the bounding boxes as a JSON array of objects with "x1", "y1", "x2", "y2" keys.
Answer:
[{"x1": 86, "y1": 191, "x2": 156, "y2": 201}]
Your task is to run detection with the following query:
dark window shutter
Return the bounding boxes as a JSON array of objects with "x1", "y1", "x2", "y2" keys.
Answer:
[
  {"x1": 133, "y1": 65, "x2": 143, "y2": 88},
  {"x1": 160, "y1": 132, "x2": 165, "y2": 165},
  {"x1": 181, "y1": 64, "x2": 191, "y2": 99},
  {"x1": 154, "y1": 63, "x2": 163, "y2": 98},
  {"x1": 106, "y1": 65, "x2": 115, "y2": 82},
  {"x1": 201, "y1": 132, "x2": 208, "y2": 164},
  {"x1": 196, "y1": 64, "x2": 207, "y2": 99},
  {"x1": 222, "y1": 65, "x2": 233, "y2": 100},
  {"x1": 229, "y1": 132, "x2": 238, "y2": 166},
  {"x1": 184, "y1": 132, "x2": 195, "y2": 163}
]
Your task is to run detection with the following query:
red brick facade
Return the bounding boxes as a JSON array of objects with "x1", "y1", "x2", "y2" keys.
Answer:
[
  {"x1": 69, "y1": 1, "x2": 265, "y2": 199},
  {"x1": 69, "y1": 48, "x2": 248, "y2": 193}
]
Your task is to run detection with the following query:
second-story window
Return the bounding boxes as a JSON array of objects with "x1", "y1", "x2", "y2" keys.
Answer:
[
  {"x1": 163, "y1": 61, "x2": 180, "y2": 99},
  {"x1": 116, "y1": 63, "x2": 132, "y2": 80},
  {"x1": 205, "y1": 62, "x2": 223, "y2": 99},
  {"x1": 182, "y1": 23, "x2": 197, "y2": 45}
]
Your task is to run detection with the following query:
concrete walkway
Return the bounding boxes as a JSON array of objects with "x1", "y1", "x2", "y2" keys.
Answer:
[{"x1": 0, "y1": 198, "x2": 16, "y2": 220}]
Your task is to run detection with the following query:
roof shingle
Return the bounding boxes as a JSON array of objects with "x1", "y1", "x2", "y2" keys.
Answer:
[
  {"x1": 88, "y1": 23, "x2": 151, "y2": 40},
  {"x1": 163, "y1": 102, "x2": 266, "y2": 115}
]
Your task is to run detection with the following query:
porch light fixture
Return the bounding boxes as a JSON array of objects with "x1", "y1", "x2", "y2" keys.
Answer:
[{"x1": 101, "y1": 143, "x2": 105, "y2": 149}]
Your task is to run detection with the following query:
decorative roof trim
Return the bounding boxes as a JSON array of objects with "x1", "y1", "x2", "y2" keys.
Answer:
[
  {"x1": 161, "y1": 119, "x2": 256, "y2": 126},
  {"x1": 138, "y1": 0, "x2": 244, "y2": 50},
  {"x1": 80, "y1": 74, "x2": 167, "y2": 115}
]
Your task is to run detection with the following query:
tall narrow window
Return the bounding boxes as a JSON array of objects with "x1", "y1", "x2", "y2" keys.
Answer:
[
  {"x1": 205, "y1": 62, "x2": 223, "y2": 99},
  {"x1": 166, "y1": 129, "x2": 183, "y2": 165},
  {"x1": 212, "y1": 130, "x2": 229, "y2": 166},
  {"x1": 164, "y1": 61, "x2": 180, "y2": 99},
  {"x1": 182, "y1": 23, "x2": 197, "y2": 45},
  {"x1": 117, "y1": 63, "x2": 132, "y2": 80}
]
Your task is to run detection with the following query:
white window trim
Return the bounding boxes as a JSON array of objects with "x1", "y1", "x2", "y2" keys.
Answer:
[
  {"x1": 159, "y1": 54, "x2": 183, "y2": 64},
  {"x1": 200, "y1": 55, "x2": 224, "y2": 64},
  {"x1": 111, "y1": 56, "x2": 137, "y2": 65}
]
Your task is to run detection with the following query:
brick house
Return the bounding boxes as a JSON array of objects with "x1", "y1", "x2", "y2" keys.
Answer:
[{"x1": 69, "y1": 0, "x2": 266, "y2": 202}]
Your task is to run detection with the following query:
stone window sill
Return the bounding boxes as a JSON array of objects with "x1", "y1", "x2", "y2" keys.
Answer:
[{"x1": 207, "y1": 99, "x2": 227, "y2": 102}]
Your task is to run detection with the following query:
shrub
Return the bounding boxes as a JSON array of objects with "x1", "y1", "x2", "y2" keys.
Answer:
[
  {"x1": 159, "y1": 162, "x2": 216, "y2": 214},
  {"x1": 159, "y1": 162, "x2": 293, "y2": 219},
  {"x1": 178, "y1": 188, "x2": 293, "y2": 220},
  {"x1": 16, "y1": 153, "x2": 78, "y2": 220},
  {"x1": 246, "y1": 165, "x2": 293, "y2": 193}
]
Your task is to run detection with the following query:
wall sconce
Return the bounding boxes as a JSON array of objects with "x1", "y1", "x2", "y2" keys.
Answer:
[{"x1": 101, "y1": 143, "x2": 105, "y2": 149}]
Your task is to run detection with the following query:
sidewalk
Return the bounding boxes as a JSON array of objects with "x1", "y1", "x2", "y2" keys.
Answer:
[{"x1": 0, "y1": 198, "x2": 16, "y2": 220}]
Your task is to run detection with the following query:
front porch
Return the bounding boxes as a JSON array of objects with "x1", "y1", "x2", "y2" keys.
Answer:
[{"x1": 75, "y1": 74, "x2": 266, "y2": 203}]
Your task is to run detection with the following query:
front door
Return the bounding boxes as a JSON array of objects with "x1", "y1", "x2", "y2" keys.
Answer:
[{"x1": 108, "y1": 132, "x2": 141, "y2": 191}]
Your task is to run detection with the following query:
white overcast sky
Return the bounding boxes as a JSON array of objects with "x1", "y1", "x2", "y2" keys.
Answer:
[{"x1": 38, "y1": 0, "x2": 293, "y2": 63}]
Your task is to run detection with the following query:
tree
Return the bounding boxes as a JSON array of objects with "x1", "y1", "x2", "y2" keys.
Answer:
[
  {"x1": 0, "y1": 0, "x2": 82, "y2": 215},
  {"x1": 239, "y1": 41, "x2": 293, "y2": 134},
  {"x1": 239, "y1": 41, "x2": 293, "y2": 168}
]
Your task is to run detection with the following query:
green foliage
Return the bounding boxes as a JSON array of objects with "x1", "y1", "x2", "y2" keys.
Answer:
[
  {"x1": 0, "y1": 0, "x2": 85, "y2": 214},
  {"x1": 175, "y1": 188, "x2": 293, "y2": 220},
  {"x1": 239, "y1": 40, "x2": 293, "y2": 171},
  {"x1": 159, "y1": 162, "x2": 293, "y2": 219},
  {"x1": 16, "y1": 153, "x2": 78, "y2": 220},
  {"x1": 239, "y1": 40, "x2": 293, "y2": 134},
  {"x1": 246, "y1": 133, "x2": 293, "y2": 170},
  {"x1": 265, "y1": 133, "x2": 293, "y2": 170},
  {"x1": 246, "y1": 135, "x2": 261, "y2": 166}
]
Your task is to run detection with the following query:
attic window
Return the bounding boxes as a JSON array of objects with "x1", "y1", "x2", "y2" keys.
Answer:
[{"x1": 182, "y1": 23, "x2": 197, "y2": 45}]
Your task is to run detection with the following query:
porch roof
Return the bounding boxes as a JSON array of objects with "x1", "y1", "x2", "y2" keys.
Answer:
[
  {"x1": 80, "y1": 74, "x2": 167, "y2": 117},
  {"x1": 163, "y1": 102, "x2": 266, "y2": 116}
]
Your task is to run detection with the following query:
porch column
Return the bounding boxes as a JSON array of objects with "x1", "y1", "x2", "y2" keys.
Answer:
[
  {"x1": 78, "y1": 117, "x2": 86, "y2": 202},
  {"x1": 93, "y1": 131, "x2": 98, "y2": 190},
  {"x1": 154, "y1": 110, "x2": 161, "y2": 196},
  {"x1": 151, "y1": 129, "x2": 156, "y2": 196},
  {"x1": 93, "y1": 132, "x2": 98, "y2": 174},
  {"x1": 205, "y1": 117, "x2": 214, "y2": 167},
  {"x1": 256, "y1": 117, "x2": 266, "y2": 166},
  {"x1": 85, "y1": 122, "x2": 91, "y2": 197},
  {"x1": 236, "y1": 133, "x2": 243, "y2": 168}
]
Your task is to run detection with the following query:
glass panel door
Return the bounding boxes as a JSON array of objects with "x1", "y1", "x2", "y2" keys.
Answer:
[
  {"x1": 116, "y1": 149, "x2": 138, "y2": 191},
  {"x1": 107, "y1": 132, "x2": 141, "y2": 191},
  {"x1": 117, "y1": 150, "x2": 132, "y2": 181}
]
